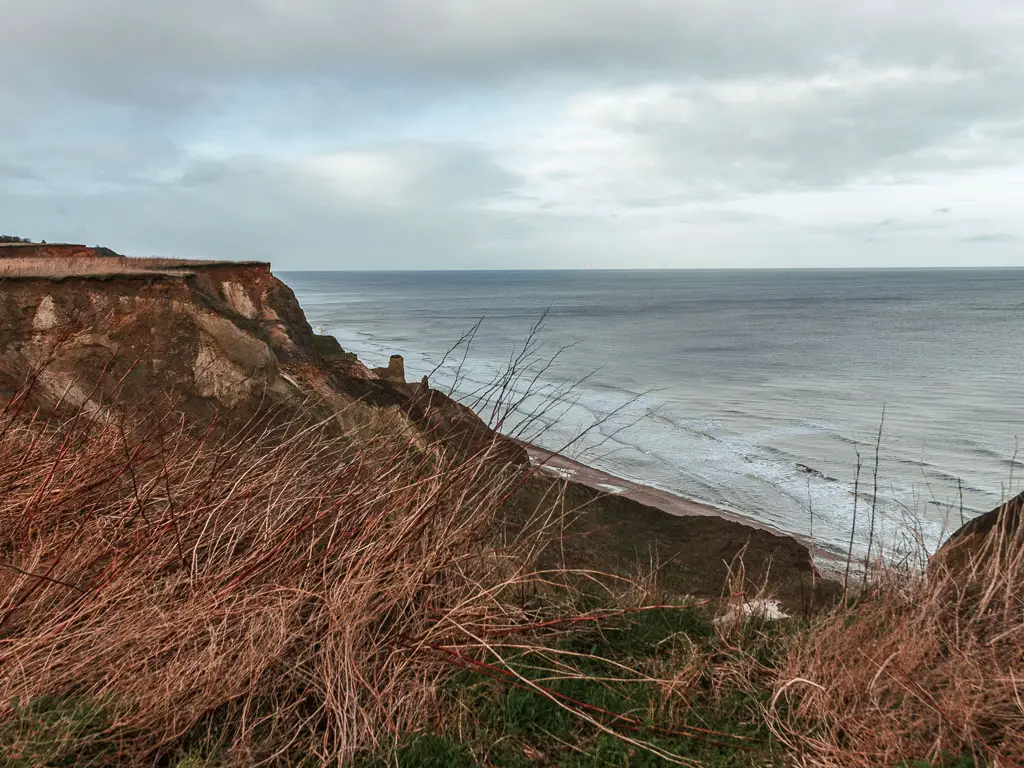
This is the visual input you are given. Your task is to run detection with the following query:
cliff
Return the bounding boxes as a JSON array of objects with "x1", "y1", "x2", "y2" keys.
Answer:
[
  {"x1": 0, "y1": 245, "x2": 830, "y2": 609},
  {"x1": 2, "y1": 245, "x2": 1014, "y2": 766},
  {"x1": 0, "y1": 247, "x2": 508, "y2": 463}
]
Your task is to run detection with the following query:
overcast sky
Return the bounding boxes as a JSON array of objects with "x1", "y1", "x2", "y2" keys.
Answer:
[{"x1": 2, "y1": 1, "x2": 1022, "y2": 269}]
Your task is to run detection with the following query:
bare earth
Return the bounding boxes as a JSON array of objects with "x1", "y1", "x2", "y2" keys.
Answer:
[{"x1": 523, "y1": 442, "x2": 847, "y2": 575}]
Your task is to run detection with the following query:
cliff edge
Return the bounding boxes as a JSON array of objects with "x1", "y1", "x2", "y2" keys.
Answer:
[
  {"x1": 0, "y1": 244, "x2": 831, "y2": 609},
  {"x1": 0, "y1": 244, "x2": 507, "y2": 462}
]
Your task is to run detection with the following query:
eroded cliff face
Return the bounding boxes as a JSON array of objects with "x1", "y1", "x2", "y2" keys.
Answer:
[
  {"x1": 0, "y1": 255, "x2": 512, "y2": 462},
  {"x1": 0, "y1": 246, "x2": 830, "y2": 607}
]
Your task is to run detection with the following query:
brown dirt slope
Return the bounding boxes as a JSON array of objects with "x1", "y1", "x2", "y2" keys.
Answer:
[
  {"x1": 933, "y1": 489, "x2": 1024, "y2": 576},
  {"x1": 504, "y1": 473, "x2": 832, "y2": 614},
  {"x1": 0, "y1": 251, "x2": 507, "y2": 463}
]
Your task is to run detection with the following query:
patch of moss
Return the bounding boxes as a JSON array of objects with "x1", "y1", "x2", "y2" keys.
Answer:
[{"x1": 0, "y1": 696, "x2": 115, "y2": 768}]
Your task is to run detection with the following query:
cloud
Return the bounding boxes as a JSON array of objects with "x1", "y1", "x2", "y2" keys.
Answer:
[
  {"x1": 963, "y1": 233, "x2": 1021, "y2": 244},
  {"x1": 1, "y1": 0, "x2": 1023, "y2": 267},
  {"x1": 0, "y1": 146, "x2": 531, "y2": 268},
  {"x1": 508, "y1": 67, "x2": 1024, "y2": 211},
  {"x1": 4, "y1": 1, "x2": 1019, "y2": 84}
]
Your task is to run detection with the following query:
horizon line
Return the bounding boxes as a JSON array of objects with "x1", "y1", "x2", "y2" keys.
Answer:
[{"x1": 277, "y1": 264, "x2": 1024, "y2": 273}]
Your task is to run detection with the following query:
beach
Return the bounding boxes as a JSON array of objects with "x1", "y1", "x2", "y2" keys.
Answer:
[
  {"x1": 287, "y1": 268, "x2": 1024, "y2": 562},
  {"x1": 523, "y1": 442, "x2": 848, "y2": 576}
]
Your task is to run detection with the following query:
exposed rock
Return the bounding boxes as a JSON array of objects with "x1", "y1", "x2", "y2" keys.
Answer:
[
  {"x1": 220, "y1": 280, "x2": 259, "y2": 319},
  {"x1": 31, "y1": 295, "x2": 57, "y2": 332},
  {"x1": 373, "y1": 354, "x2": 406, "y2": 384}
]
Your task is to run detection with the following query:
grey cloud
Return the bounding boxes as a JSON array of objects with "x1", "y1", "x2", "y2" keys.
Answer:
[
  {"x1": 1, "y1": 1, "x2": 1023, "y2": 267},
  {"x1": 397, "y1": 145, "x2": 519, "y2": 205},
  {"x1": 2, "y1": 1, "x2": 1020, "y2": 103},
  {"x1": 963, "y1": 233, "x2": 1021, "y2": 244},
  {"x1": 875, "y1": 218, "x2": 949, "y2": 232},
  {"x1": 622, "y1": 71, "x2": 1024, "y2": 194},
  {"x1": 0, "y1": 146, "x2": 530, "y2": 268},
  {"x1": 0, "y1": 160, "x2": 37, "y2": 183},
  {"x1": 813, "y1": 217, "x2": 950, "y2": 240},
  {"x1": 4, "y1": 3, "x2": 1022, "y2": 176}
]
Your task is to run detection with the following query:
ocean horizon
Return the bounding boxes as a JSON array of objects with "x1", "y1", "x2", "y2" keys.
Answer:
[
  {"x1": 286, "y1": 267, "x2": 1024, "y2": 561},
  {"x1": 283, "y1": 266, "x2": 1024, "y2": 273}
]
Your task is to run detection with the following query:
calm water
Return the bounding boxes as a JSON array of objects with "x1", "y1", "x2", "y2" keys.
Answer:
[{"x1": 284, "y1": 269, "x2": 1024, "y2": 559}]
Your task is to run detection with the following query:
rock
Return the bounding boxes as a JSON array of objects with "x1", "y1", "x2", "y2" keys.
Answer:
[
  {"x1": 0, "y1": 248, "x2": 521, "y2": 466},
  {"x1": 373, "y1": 354, "x2": 405, "y2": 384}
]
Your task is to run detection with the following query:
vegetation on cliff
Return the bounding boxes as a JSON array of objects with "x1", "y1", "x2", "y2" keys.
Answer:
[
  {"x1": 1, "y1": 377, "x2": 1016, "y2": 767},
  {"x1": 0, "y1": 252, "x2": 1019, "y2": 766}
]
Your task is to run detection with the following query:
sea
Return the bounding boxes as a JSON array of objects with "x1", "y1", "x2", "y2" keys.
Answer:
[{"x1": 283, "y1": 269, "x2": 1024, "y2": 562}]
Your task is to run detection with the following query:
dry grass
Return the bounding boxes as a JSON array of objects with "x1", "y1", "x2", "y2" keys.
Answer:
[
  {"x1": 0, "y1": 389, "x2": 553, "y2": 765},
  {"x1": 0, "y1": 255, "x2": 226, "y2": 278},
  {"x1": 1, "y1": 354, "x2": 1020, "y2": 765},
  {"x1": 0, "y1": 365, "x2": 790, "y2": 766},
  {"x1": 768, "y1": 513, "x2": 1024, "y2": 766},
  {"x1": 2, "y1": 365, "x2": 760, "y2": 767}
]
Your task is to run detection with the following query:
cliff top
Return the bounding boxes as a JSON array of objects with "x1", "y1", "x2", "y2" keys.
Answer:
[{"x1": 0, "y1": 242, "x2": 268, "y2": 279}]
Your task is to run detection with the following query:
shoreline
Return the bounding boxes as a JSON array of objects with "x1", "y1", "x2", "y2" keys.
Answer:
[{"x1": 522, "y1": 442, "x2": 847, "y2": 574}]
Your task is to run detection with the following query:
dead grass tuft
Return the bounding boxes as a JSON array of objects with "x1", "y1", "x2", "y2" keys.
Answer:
[
  {"x1": 768, "y1": 510, "x2": 1024, "y2": 766},
  {"x1": 0, "y1": 389, "x2": 546, "y2": 764}
]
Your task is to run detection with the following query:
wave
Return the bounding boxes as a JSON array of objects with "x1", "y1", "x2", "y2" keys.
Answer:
[{"x1": 316, "y1": 319, "x2": 994, "y2": 560}]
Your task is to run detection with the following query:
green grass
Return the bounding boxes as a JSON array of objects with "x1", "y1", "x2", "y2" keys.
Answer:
[
  {"x1": 0, "y1": 696, "x2": 288, "y2": 768},
  {"x1": 0, "y1": 696, "x2": 116, "y2": 768},
  {"x1": 0, "y1": 608, "x2": 783, "y2": 766},
  {"x1": 364, "y1": 606, "x2": 788, "y2": 767},
  {"x1": 393, "y1": 734, "x2": 476, "y2": 767}
]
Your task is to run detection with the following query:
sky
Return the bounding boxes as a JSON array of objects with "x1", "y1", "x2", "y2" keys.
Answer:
[{"x1": 1, "y1": 1, "x2": 1022, "y2": 270}]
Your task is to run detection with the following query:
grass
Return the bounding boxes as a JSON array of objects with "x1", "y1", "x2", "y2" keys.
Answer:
[
  {"x1": 0, "y1": 384, "x2": 545, "y2": 764},
  {"x1": 363, "y1": 604, "x2": 789, "y2": 767},
  {"x1": 0, "y1": 696, "x2": 116, "y2": 767},
  {"x1": 0, "y1": 253, "x2": 236, "y2": 278},
  {"x1": 1, "y1": 366, "x2": 1021, "y2": 766},
  {"x1": 766, "y1": 527, "x2": 1024, "y2": 766}
]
